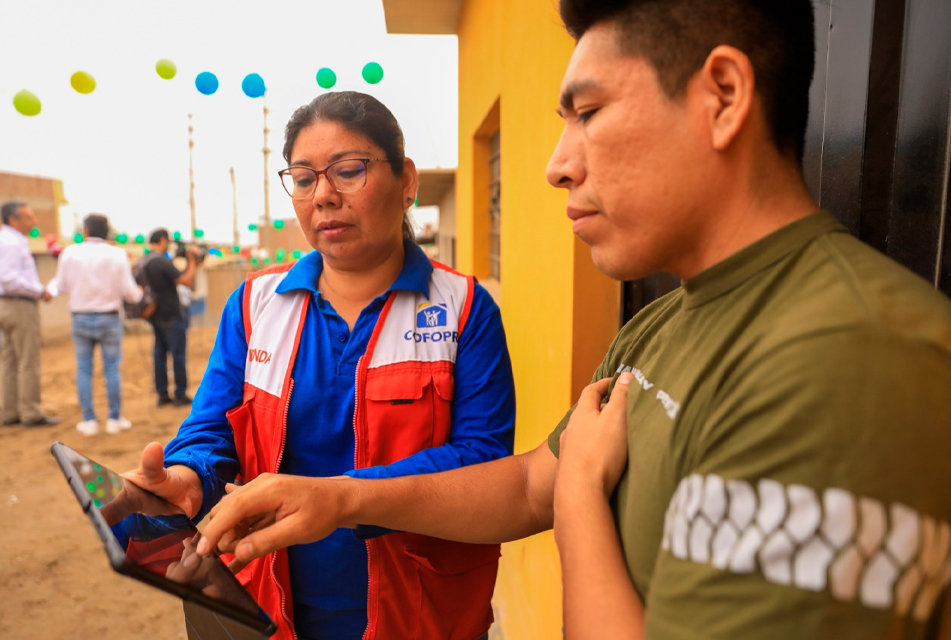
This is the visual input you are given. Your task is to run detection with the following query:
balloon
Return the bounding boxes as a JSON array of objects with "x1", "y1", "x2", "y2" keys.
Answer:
[
  {"x1": 275, "y1": 248, "x2": 286, "y2": 262},
  {"x1": 134, "y1": 234, "x2": 145, "y2": 244},
  {"x1": 12, "y1": 90, "x2": 41, "y2": 116},
  {"x1": 232, "y1": 245, "x2": 241, "y2": 253},
  {"x1": 172, "y1": 231, "x2": 182, "y2": 241},
  {"x1": 116, "y1": 233, "x2": 128, "y2": 244},
  {"x1": 248, "y1": 223, "x2": 258, "y2": 231},
  {"x1": 70, "y1": 71, "x2": 96, "y2": 94},
  {"x1": 209, "y1": 247, "x2": 222, "y2": 257},
  {"x1": 194, "y1": 228, "x2": 205, "y2": 238},
  {"x1": 251, "y1": 257, "x2": 259, "y2": 265},
  {"x1": 73, "y1": 233, "x2": 84, "y2": 244},
  {"x1": 29, "y1": 227, "x2": 40, "y2": 238},
  {"x1": 292, "y1": 250, "x2": 302, "y2": 259},
  {"x1": 316, "y1": 68, "x2": 336, "y2": 89},
  {"x1": 362, "y1": 62, "x2": 384, "y2": 84},
  {"x1": 242, "y1": 73, "x2": 266, "y2": 98},
  {"x1": 195, "y1": 72, "x2": 219, "y2": 96},
  {"x1": 144, "y1": 248, "x2": 151, "y2": 254},
  {"x1": 273, "y1": 219, "x2": 285, "y2": 230},
  {"x1": 156, "y1": 59, "x2": 177, "y2": 80},
  {"x1": 47, "y1": 237, "x2": 63, "y2": 258}
]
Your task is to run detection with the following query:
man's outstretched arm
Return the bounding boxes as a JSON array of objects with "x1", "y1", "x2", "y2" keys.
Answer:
[{"x1": 196, "y1": 439, "x2": 558, "y2": 562}]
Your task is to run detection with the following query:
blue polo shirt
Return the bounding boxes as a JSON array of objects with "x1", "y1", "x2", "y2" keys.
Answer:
[{"x1": 164, "y1": 239, "x2": 516, "y2": 640}]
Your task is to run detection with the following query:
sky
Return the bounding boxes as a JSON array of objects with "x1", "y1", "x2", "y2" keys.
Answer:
[{"x1": 0, "y1": 0, "x2": 456, "y2": 245}]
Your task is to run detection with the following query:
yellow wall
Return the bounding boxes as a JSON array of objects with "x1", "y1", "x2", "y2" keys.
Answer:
[{"x1": 456, "y1": 1, "x2": 621, "y2": 637}]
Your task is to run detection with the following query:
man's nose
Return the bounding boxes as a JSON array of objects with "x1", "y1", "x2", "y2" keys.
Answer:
[{"x1": 546, "y1": 128, "x2": 582, "y2": 189}]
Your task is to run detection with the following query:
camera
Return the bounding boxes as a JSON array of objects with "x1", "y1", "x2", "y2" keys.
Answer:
[{"x1": 175, "y1": 241, "x2": 207, "y2": 263}]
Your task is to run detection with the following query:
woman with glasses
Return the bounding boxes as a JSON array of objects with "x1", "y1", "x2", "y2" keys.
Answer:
[{"x1": 125, "y1": 92, "x2": 515, "y2": 640}]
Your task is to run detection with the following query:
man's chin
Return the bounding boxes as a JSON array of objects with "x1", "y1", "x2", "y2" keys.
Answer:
[{"x1": 591, "y1": 252, "x2": 648, "y2": 283}]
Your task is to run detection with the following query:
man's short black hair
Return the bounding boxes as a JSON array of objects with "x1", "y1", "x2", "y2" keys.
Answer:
[
  {"x1": 149, "y1": 228, "x2": 169, "y2": 244},
  {"x1": 83, "y1": 214, "x2": 109, "y2": 240},
  {"x1": 1, "y1": 201, "x2": 26, "y2": 225},
  {"x1": 559, "y1": 0, "x2": 815, "y2": 162}
]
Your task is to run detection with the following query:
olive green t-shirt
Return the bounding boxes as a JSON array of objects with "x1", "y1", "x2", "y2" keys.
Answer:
[{"x1": 550, "y1": 212, "x2": 951, "y2": 639}]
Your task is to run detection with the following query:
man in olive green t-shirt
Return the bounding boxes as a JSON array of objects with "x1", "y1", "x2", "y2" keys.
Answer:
[{"x1": 195, "y1": 1, "x2": 951, "y2": 638}]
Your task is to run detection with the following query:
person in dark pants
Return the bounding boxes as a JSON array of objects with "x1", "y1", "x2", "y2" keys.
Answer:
[{"x1": 143, "y1": 228, "x2": 199, "y2": 407}]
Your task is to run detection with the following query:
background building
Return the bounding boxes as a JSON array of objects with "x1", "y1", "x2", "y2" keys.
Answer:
[{"x1": 0, "y1": 170, "x2": 65, "y2": 238}]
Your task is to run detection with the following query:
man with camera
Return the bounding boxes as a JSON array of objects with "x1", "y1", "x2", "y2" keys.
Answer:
[{"x1": 144, "y1": 228, "x2": 200, "y2": 407}]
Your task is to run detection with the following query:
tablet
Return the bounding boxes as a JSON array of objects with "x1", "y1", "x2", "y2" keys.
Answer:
[{"x1": 51, "y1": 441, "x2": 277, "y2": 637}]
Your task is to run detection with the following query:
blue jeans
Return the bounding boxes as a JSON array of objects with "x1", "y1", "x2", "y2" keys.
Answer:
[
  {"x1": 71, "y1": 312, "x2": 123, "y2": 421},
  {"x1": 152, "y1": 317, "x2": 188, "y2": 399}
]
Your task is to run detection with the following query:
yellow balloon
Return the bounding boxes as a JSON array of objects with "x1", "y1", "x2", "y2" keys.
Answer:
[
  {"x1": 156, "y1": 59, "x2": 177, "y2": 80},
  {"x1": 12, "y1": 90, "x2": 41, "y2": 116},
  {"x1": 71, "y1": 71, "x2": 96, "y2": 94}
]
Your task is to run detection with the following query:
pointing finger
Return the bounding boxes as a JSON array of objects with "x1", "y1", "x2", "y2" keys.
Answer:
[{"x1": 601, "y1": 371, "x2": 633, "y2": 420}]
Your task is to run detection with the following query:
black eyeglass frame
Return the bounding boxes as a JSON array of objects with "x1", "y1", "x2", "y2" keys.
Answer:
[{"x1": 277, "y1": 157, "x2": 388, "y2": 198}]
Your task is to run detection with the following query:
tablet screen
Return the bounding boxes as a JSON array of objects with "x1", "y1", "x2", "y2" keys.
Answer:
[{"x1": 51, "y1": 442, "x2": 276, "y2": 636}]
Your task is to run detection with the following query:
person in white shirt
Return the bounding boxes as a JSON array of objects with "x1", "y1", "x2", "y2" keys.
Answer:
[
  {"x1": 0, "y1": 201, "x2": 59, "y2": 428},
  {"x1": 48, "y1": 213, "x2": 142, "y2": 436}
]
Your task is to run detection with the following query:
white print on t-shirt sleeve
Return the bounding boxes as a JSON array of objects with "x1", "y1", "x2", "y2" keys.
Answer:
[{"x1": 661, "y1": 473, "x2": 951, "y2": 621}]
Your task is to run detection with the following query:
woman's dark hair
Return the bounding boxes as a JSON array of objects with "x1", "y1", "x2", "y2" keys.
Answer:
[
  {"x1": 560, "y1": 0, "x2": 815, "y2": 163},
  {"x1": 82, "y1": 213, "x2": 109, "y2": 240},
  {"x1": 283, "y1": 91, "x2": 414, "y2": 240}
]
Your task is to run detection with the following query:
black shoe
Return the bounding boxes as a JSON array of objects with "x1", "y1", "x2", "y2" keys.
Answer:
[
  {"x1": 157, "y1": 396, "x2": 174, "y2": 407},
  {"x1": 172, "y1": 395, "x2": 192, "y2": 406},
  {"x1": 22, "y1": 416, "x2": 61, "y2": 428},
  {"x1": 2, "y1": 417, "x2": 20, "y2": 426}
]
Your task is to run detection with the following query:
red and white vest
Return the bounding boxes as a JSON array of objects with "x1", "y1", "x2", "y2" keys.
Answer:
[{"x1": 226, "y1": 261, "x2": 500, "y2": 640}]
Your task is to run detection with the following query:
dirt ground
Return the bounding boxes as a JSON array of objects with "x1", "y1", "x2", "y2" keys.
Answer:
[{"x1": 0, "y1": 321, "x2": 220, "y2": 640}]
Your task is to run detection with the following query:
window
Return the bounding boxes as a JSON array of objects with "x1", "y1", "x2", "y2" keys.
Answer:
[{"x1": 488, "y1": 131, "x2": 501, "y2": 281}]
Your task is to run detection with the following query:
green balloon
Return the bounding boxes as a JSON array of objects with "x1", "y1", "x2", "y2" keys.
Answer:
[
  {"x1": 248, "y1": 223, "x2": 258, "y2": 231},
  {"x1": 73, "y1": 233, "x2": 84, "y2": 243},
  {"x1": 362, "y1": 62, "x2": 384, "y2": 84},
  {"x1": 70, "y1": 71, "x2": 96, "y2": 94},
  {"x1": 29, "y1": 227, "x2": 40, "y2": 238},
  {"x1": 292, "y1": 250, "x2": 301, "y2": 259},
  {"x1": 233, "y1": 245, "x2": 241, "y2": 253},
  {"x1": 116, "y1": 233, "x2": 128, "y2": 244},
  {"x1": 273, "y1": 219, "x2": 285, "y2": 230},
  {"x1": 316, "y1": 68, "x2": 337, "y2": 89},
  {"x1": 275, "y1": 249, "x2": 286, "y2": 261},
  {"x1": 264, "y1": 257, "x2": 272, "y2": 264},
  {"x1": 13, "y1": 90, "x2": 41, "y2": 116},
  {"x1": 144, "y1": 247, "x2": 151, "y2": 254},
  {"x1": 194, "y1": 228, "x2": 205, "y2": 238},
  {"x1": 172, "y1": 231, "x2": 182, "y2": 241},
  {"x1": 156, "y1": 59, "x2": 177, "y2": 80},
  {"x1": 134, "y1": 234, "x2": 145, "y2": 244},
  {"x1": 251, "y1": 257, "x2": 259, "y2": 265}
]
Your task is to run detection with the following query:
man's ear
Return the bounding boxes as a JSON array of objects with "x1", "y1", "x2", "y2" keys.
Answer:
[{"x1": 696, "y1": 45, "x2": 755, "y2": 152}]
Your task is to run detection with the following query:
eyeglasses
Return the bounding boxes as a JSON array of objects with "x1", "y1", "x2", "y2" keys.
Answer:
[{"x1": 278, "y1": 158, "x2": 387, "y2": 199}]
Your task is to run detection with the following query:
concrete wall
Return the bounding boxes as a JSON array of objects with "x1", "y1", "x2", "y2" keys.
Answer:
[
  {"x1": 437, "y1": 186, "x2": 457, "y2": 267},
  {"x1": 456, "y1": 1, "x2": 621, "y2": 637}
]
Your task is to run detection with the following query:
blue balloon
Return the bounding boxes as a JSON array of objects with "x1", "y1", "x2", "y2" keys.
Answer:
[
  {"x1": 242, "y1": 73, "x2": 266, "y2": 98},
  {"x1": 195, "y1": 72, "x2": 219, "y2": 95}
]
